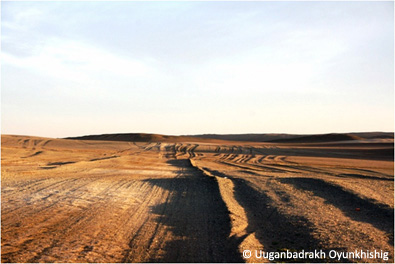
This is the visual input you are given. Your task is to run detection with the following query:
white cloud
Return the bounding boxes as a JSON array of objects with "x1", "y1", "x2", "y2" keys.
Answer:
[
  {"x1": 3, "y1": 39, "x2": 154, "y2": 79},
  {"x1": 2, "y1": 39, "x2": 159, "y2": 98},
  {"x1": 1, "y1": 5, "x2": 46, "y2": 33},
  {"x1": 14, "y1": 7, "x2": 43, "y2": 23}
]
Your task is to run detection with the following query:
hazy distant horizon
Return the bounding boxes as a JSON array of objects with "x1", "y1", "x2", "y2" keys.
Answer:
[{"x1": 2, "y1": 1, "x2": 394, "y2": 138}]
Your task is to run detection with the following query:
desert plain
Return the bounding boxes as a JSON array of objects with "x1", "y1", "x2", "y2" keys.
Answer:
[{"x1": 1, "y1": 132, "x2": 394, "y2": 263}]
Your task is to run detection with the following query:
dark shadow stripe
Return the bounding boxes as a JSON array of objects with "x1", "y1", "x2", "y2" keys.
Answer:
[{"x1": 280, "y1": 177, "x2": 394, "y2": 244}]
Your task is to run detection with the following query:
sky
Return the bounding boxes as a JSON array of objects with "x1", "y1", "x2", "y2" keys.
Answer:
[{"x1": 1, "y1": 1, "x2": 394, "y2": 138}]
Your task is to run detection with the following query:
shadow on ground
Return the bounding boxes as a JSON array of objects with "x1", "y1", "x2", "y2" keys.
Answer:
[
  {"x1": 280, "y1": 177, "x2": 394, "y2": 245},
  {"x1": 203, "y1": 168, "x2": 349, "y2": 263},
  {"x1": 141, "y1": 159, "x2": 244, "y2": 263}
]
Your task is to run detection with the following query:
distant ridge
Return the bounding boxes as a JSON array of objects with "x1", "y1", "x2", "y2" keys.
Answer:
[
  {"x1": 66, "y1": 132, "x2": 393, "y2": 143},
  {"x1": 190, "y1": 132, "x2": 393, "y2": 143},
  {"x1": 189, "y1": 133, "x2": 296, "y2": 142},
  {"x1": 65, "y1": 133, "x2": 224, "y2": 143},
  {"x1": 66, "y1": 133, "x2": 183, "y2": 142},
  {"x1": 268, "y1": 133, "x2": 363, "y2": 143}
]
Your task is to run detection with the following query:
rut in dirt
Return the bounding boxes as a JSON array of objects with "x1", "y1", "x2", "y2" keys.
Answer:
[
  {"x1": 141, "y1": 159, "x2": 243, "y2": 263},
  {"x1": 201, "y1": 167, "x2": 347, "y2": 262}
]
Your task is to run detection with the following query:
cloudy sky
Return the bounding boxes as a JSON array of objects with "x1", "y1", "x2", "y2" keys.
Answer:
[{"x1": 1, "y1": 1, "x2": 394, "y2": 138}]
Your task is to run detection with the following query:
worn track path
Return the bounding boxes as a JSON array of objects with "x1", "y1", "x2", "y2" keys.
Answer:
[{"x1": 1, "y1": 135, "x2": 394, "y2": 262}]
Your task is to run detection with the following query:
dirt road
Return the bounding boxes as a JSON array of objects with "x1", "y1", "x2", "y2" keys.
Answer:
[{"x1": 1, "y1": 135, "x2": 394, "y2": 262}]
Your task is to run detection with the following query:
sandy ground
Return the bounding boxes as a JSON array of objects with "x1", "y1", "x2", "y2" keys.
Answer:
[{"x1": 1, "y1": 135, "x2": 394, "y2": 263}]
